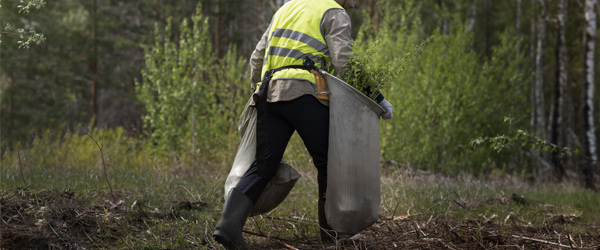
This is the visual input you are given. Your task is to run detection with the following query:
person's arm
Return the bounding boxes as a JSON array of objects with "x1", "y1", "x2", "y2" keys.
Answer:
[
  {"x1": 321, "y1": 9, "x2": 352, "y2": 78},
  {"x1": 249, "y1": 24, "x2": 271, "y2": 90}
]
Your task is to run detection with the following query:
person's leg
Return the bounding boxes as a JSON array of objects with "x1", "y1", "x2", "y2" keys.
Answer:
[
  {"x1": 281, "y1": 95, "x2": 332, "y2": 242},
  {"x1": 214, "y1": 101, "x2": 296, "y2": 250},
  {"x1": 213, "y1": 187, "x2": 253, "y2": 249},
  {"x1": 235, "y1": 103, "x2": 295, "y2": 203},
  {"x1": 283, "y1": 95, "x2": 329, "y2": 200}
]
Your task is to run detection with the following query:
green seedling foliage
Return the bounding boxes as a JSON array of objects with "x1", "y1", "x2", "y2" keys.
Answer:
[
  {"x1": 344, "y1": 37, "x2": 432, "y2": 100},
  {"x1": 470, "y1": 116, "x2": 579, "y2": 158}
]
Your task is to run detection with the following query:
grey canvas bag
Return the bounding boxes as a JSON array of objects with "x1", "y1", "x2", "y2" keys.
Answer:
[
  {"x1": 224, "y1": 98, "x2": 301, "y2": 216},
  {"x1": 324, "y1": 72, "x2": 384, "y2": 235}
]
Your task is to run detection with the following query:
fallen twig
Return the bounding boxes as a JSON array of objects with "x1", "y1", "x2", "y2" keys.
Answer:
[
  {"x1": 389, "y1": 212, "x2": 421, "y2": 221},
  {"x1": 567, "y1": 234, "x2": 577, "y2": 248},
  {"x1": 267, "y1": 215, "x2": 315, "y2": 223},
  {"x1": 512, "y1": 235, "x2": 573, "y2": 248},
  {"x1": 422, "y1": 238, "x2": 458, "y2": 250},
  {"x1": 426, "y1": 214, "x2": 434, "y2": 225},
  {"x1": 453, "y1": 199, "x2": 470, "y2": 209},
  {"x1": 414, "y1": 222, "x2": 427, "y2": 237},
  {"x1": 242, "y1": 230, "x2": 299, "y2": 250}
]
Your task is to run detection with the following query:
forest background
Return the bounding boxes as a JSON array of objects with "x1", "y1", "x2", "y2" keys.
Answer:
[
  {"x1": 2, "y1": 0, "x2": 600, "y2": 248},
  {"x1": 2, "y1": 0, "x2": 599, "y2": 188}
]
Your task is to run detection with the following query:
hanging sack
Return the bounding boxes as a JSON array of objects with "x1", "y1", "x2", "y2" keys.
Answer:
[
  {"x1": 324, "y1": 72, "x2": 385, "y2": 235},
  {"x1": 224, "y1": 98, "x2": 301, "y2": 215}
]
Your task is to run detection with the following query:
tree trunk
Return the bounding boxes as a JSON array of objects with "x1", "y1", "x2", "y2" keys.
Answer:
[
  {"x1": 582, "y1": 0, "x2": 597, "y2": 190},
  {"x1": 530, "y1": 0, "x2": 536, "y2": 131},
  {"x1": 533, "y1": 0, "x2": 547, "y2": 179},
  {"x1": 550, "y1": 0, "x2": 568, "y2": 181},
  {"x1": 438, "y1": 0, "x2": 449, "y2": 35},
  {"x1": 374, "y1": 0, "x2": 379, "y2": 31},
  {"x1": 516, "y1": 0, "x2": 522, "y2": 56},
  {"x1": 468, "y1": 0, "x2": 477, "y2": 34},
  {"x1": 90, "y1": 0, "x2": 98, "y2": 123},
  {"x1": 483, "y1": 0, "x2": 489, "y2": 62},
  {"x1": 213, "y1": 0, "x2": 221, "y2": 57}
]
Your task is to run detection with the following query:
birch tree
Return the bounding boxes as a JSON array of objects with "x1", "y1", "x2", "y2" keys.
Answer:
[
  {"x1": 582, "y1": 0, "x2": 597, "y2": 190},
  {"x1": 516, "y1": 0, "x2": 521, "y2": 56},
  {"x1": 467, "y1": 0, "x2": 477, "y2": 33},
  {"x1": 533, "y1": 0, "x2": 548, "y2": 177},
  {"x1": 549, "y1": 0, "x2": 568, "y2": 181}
]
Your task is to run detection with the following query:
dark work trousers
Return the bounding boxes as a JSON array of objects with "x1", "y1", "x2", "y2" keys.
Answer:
[{"x1": 235, "y1": 94, "x2": 329, "y2": 204}]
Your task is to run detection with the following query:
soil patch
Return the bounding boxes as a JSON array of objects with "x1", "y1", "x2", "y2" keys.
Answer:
[
  {"x1": 2, "y1": 188, "x2": 599, "y2": 249},
  {"x1": 1, "y1": 188, "x2": 145, "y2": 249}
]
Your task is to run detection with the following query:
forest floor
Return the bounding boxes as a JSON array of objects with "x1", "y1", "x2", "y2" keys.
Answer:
[{"x1": 2, "y1": 187, "x2": 599, "y2": 249}]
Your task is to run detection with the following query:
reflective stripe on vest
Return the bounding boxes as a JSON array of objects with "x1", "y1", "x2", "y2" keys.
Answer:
[{"x1": 260, "y1": 0, "x2": 342, "y2": 86}]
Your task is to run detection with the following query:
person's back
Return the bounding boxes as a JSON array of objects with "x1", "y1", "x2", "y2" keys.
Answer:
[{"x1": 248, "y1": 0, "x2": 354, "y2": 106}]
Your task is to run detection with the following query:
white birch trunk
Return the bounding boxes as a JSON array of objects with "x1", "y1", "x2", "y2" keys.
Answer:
[
  {"x1": 582, "y1": 0, "x2": 597, "y2": 189},
  {"x1": 534, "y1": 0, "x2": 547, "y2": 140},
  {"x1": 533, "y1": 0, "x2": 548, "y2": 179},
  {"x1": 468, "y1": 0, "x2": 477, "y2": 33}
]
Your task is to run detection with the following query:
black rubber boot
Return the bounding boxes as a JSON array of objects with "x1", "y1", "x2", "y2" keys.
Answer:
[
  {"x1": 318, "y1": 199, "x2": 334, "y2": 243},
  {"x1": 213, "y1": 188, "x2": 254, "y2": 250}
]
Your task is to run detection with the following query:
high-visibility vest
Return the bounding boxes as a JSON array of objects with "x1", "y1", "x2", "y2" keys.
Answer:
[{"x1": 260, "y1": 0, "x2": 343, "y2": 85}]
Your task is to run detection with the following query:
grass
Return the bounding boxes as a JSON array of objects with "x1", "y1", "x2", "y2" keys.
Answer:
[
  {"x1": 378, "y1": 169, "x2": 599, "y2": 234},
  {"x1": 1, "y1": 128, "x2": 599, "y2": 249}
]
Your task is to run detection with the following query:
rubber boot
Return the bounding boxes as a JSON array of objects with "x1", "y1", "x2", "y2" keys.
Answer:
[
  {"x1": 213, "y1": 188, "x2": 254, "y2": 250},
  {"x1": 318, "y1": 199, "x2": 334, "y2": 243}
]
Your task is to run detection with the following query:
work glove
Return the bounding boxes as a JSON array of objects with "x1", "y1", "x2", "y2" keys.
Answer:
[{"x1": 378, "y1": 99, "x2": 393, "y2": 119}]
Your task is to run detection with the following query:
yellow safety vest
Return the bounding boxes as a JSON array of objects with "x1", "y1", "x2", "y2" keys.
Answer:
[{"x1": 260, "y1": 0, "x2": 343, "y2": 85}]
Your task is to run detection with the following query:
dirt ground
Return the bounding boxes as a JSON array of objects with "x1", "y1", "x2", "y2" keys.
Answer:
[
  {"x1": 2, "y1": 188, "x2": 599, "y2": 249},
  {"x1": 249, "y1": 214, "x2": 600, "y2": 250}
]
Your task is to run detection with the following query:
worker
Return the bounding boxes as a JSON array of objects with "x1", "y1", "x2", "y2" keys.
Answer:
[{"x1": 213, "y1": 0, "x2": 393, "y2": 249}]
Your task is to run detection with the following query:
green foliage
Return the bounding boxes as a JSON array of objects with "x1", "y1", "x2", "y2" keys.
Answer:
[
  {"x1": 3, "y1": 22, "x2": 46, "y2": 49},
  {"x1": 16, "y1": 0, "x2": 45, "y2": 14},
  {"x1": 344, "y1": 37, "x2": 432, "y2": 100},
  {"x1": 136, "y1": 9, "x2": 213, "y2": 152},
  {"x1": 1, "y1": 0, "x2": 93, "y2": 146},
  {"x1": 1, "y1": 0, "x2": 203, "y2": 148},
  {"x1": 136, "y1": 4, "x2": 250, "y2": 157},
  {"x1": 470, "y1": 117, "x2": 579, "y2": 158},
  {"x1": 1, "y1": 0, "x2": 46, "y2": 48},
  {"x1": 365, "y1": 1, "x2": 532, "y2": 175}
]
